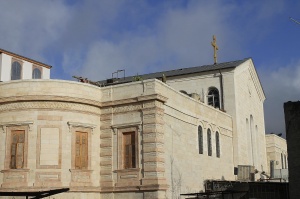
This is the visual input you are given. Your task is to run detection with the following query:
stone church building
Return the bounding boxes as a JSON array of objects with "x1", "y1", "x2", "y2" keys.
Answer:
[{"x1": 0, "y1": 48, "x2": 272, "y2": 198}]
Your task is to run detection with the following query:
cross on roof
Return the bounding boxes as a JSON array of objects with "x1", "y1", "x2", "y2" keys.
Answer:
[{"x1": 211, "y1": 35, "x2": 219, "y2": 64}]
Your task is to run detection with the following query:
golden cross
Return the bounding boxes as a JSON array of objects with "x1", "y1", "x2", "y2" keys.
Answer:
[{"x1": 211, "y1": 35, "x2": 218, "y2": 64}]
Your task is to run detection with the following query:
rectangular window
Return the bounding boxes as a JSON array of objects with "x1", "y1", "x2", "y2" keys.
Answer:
[
  {"x1": 75, "y1": 131, "x2": 88, "y2": 169},
  {"x1": 10, "y1": 130, "x2": 25, "y2": 169},
  {"x1": 123, "y1": 132, "x2": 136, "y2": 169}
]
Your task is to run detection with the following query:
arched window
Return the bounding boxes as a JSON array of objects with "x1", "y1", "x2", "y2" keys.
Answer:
[
  {"x1": 11, "y1": 61, "x2": 22, "y2": 80},
  {"x1": 207, "y1": 87, "x2": 220, "y2": 108},
  {"x1": 250, "y1": 115, "x2": 256, "y2": 166},
  {"x1": 281, "y1": 153, "x2": 284, "y2": 169},
  {"x1": 32, "y1": 68, "x2": 42, "y2": 79},
  {"x1": 216, "y1": 131, "x2": 220, "y2": 158},
  {"x1": 284, "y1": 154, "x2": 287, "y2": 169},
  {"x1": 198, "y1": 126, "x2": 203, "y2": 154},
  {"x1": 207, "y1": 129, "x2": 212, "y2": 156}
]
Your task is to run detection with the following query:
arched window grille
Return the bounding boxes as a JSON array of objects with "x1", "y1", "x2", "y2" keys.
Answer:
[
  {"x1": 32, "y1": 68, "x2": 41, "y2": 79},
  {"x1": 11, "y1": 61, "x2": 22, "y2": 80},
  {"x1": 216, "y1": 131, "x2": 220, "y2": 158},
  {"x1": 198, "y1": 126, "x2": 203, "y2": 154},
  {"x1": 207, "y1": 129, "x2": 212, "y2": 156},
  {"x1": 208, "y1": 87, "x2": 220, "y2": 108}
]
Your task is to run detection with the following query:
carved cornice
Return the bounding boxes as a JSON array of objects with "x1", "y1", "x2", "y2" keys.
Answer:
[
  {"x1": 0, "y1": 121, "x2": 33, "y2": 133},
  {"x1": 101, "y1": 94, "x2": 168, "y2": 107},
  {"x1": 0, "y1": 95, "x2": 101, "y2": 108},
  {"x1": 67, "y1": 122, "x2": 96, "y2": 134},
  {"x1": 113, "y1": 104, "x2": 143, "y2": 113},
  {"x1": 0, "y1": 101, "x2": 101, "y2": 115},
  {"x1": 111, "y1": 122, "x2": 142, "y2": 135}
]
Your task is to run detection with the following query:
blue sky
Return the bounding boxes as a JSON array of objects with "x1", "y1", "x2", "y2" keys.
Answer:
[{"x1": 0, "y1": 0, "x2": 299, "y2": 136}]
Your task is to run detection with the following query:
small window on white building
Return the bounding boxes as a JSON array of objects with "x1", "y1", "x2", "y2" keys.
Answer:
[
  {"x1": 32, "y1": 67, "x2": 42, "y2": 79},
  {"x1": 198, "y1": 126, "x2": 203, "y2": 154},
  {"x1": 207, "y1": 87, "x2": 220, "y2": 108},
  {"x1": 11, "y1": 61, "x2": 22, "y2": 80},
  {"x1": 216, "y1": 131, "x2": 220, "y2": 158},
  {"x1": 207, "y1": 129, "x2": 212, "y2": 156}
]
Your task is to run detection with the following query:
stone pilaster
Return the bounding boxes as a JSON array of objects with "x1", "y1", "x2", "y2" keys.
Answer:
[
  {"x1": 99, "y1": 108, "x2": 113, "y2": 189},
  {"x1": 141, "y1": 101, "x2": 168, "y2": 189}
]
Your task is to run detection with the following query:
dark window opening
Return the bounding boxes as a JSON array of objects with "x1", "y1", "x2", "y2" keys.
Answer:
[
  {"x1": 208, "y1": 87, "x2": 220, "y2": 108},
  {"x1": 11, "y1": 61, "x2": 22, "y2": 80},
  {"x1": 216, "y1": 131, "x2": 220, "y2": 158},
  {"x1": 198, "y1": 126, "x2": 203, "y2": 154},
  {"x1": 207, "y1": 129, "x2": 212, "y2": 156},
  {"x1": 32, "y1": 68, "x2": 41, "y2": 79}
]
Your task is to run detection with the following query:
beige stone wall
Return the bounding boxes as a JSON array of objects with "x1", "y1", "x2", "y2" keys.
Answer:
[
  {"x1": 265, "y1": 134, "x2": 288, "y2": 172},
  {"x1": 0, "y1": 76, "x2": 266, "y2": 198},
  {"x1": 0, "y1": 80, "x2": 170, "y2": 199},
  {"x1": 158, "y1": 82, "x2": 234, "y2": 197},
  {"x1": 166, "y1": 60, "x2": 267, "y2": 175},
  {"x1": 0, "y1": 80, "x2": 101, "y2": 195},
  {"x1": 233, "y1": 60, "x2": 267, "y2": 173}
]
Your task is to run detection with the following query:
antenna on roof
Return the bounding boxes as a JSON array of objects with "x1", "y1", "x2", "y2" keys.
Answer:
[{"x1": 112, "y1": 69, "x2": 125, "y2": 79}]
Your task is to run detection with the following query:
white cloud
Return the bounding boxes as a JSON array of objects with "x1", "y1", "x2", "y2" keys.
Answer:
[
  {"x1": 259, "y1": 60, "x2": 300, "y2": 136},
  {"x1": 71, "y1": 1, "x2": 242, "y2": 80},
  {"x1": 0, "y1": 0, "x2": 296, "y2": 136},
  {"x1": 0, "y1": 1, "x2": 70, "y2": 61}
]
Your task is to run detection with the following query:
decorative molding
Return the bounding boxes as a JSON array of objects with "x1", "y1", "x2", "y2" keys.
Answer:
[
  {"x1": 0, "y1": 95, "x2": 101, "y2": 108},
  {"x1": 0, "y1": 169, "x2": 30, "y2": 173},
  {"x1": 111, "y1": 122, "x2": 142, "y2": 135},
  {"x1": 113, "y1": 104, "x2": 143, "y2": 113},
  {"x1": 0, "y1": 121, "x2": 33, "y2": 133},
  {"x1": 0, "y1": 101, "x2": 101, "y2": 115},
  {"x1": 67, "y1": 122, "x2": 96, "y2": 134},
  {"x1": 137, "y1": 94, "x2": 168, "y2": 103},
  {"x1": 101, "y1": 94, "x2": 168, "y2": 108}
]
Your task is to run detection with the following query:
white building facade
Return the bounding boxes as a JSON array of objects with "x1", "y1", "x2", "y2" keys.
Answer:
[{"x1": 0, "y1": 48, "x2": 51, "y2": 81}]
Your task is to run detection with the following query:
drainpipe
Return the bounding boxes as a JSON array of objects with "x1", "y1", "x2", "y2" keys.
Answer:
[{"x1": 219, "y1": 69, "x2": 224, "y2": 111}]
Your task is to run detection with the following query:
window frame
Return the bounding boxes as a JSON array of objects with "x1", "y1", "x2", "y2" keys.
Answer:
[
  {"x1": 207, "y1": 87, "x2": 220, "y2": 108},
  {"x1": 207, "y1": 128, "x2": 212, "y2": 156},
  {"x1": 11, "y1": 59, "x2": 23, "y2": 80},
  {"x1": 198, "y1": 125, "x2": 203, "y2": 154},
  {"x1": 281, "y1": 153, "x2": 284, "y2": 169},
  {"x1": 117, "y1": 126, "x2": 139, "y2": 170},
  {"x1": 122, "y1": 131, "x2": 136, "y2": 169},
  {"x1": 4, "y1": 125, "x2": 29, "y2": 170},
  {"x1": 216, "y1": 131, "x2": 220, "y2": 158},
  {"x1": 284, "y1": 154, "x2": 287, "y2": 169},
  {"x1": 32, "y1": 65, "x2": 43, "y2": 79},
  {"x1": 10, "y1": 130, "x2": 25, "y2": 169}
]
